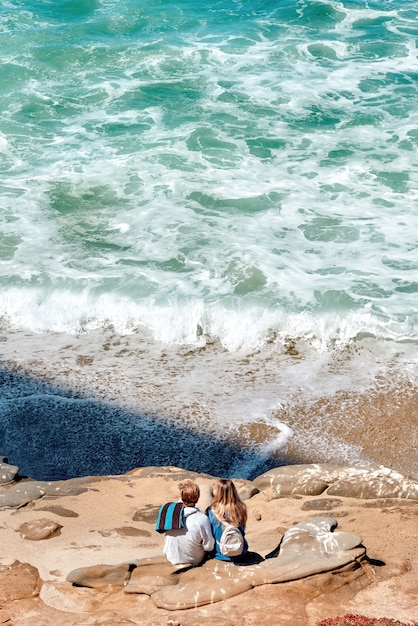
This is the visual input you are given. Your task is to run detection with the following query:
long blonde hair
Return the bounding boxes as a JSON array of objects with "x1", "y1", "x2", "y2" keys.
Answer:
[{"x1": 211, "y1": 479, "x2": 247, "y2": 528}]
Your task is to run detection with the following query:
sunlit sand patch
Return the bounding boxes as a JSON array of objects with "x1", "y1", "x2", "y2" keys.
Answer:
[
  {"x1": 271, "y1": 380, "x2": 418, "y2": 475},
  {"x1": 234, "y1": 421, "x2": 284, "y2": 447}
]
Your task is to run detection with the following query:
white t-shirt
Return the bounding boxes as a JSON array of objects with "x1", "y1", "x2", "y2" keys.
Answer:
[{"x1": 163, "y1": 507, "x2": 215, "y2": 565}]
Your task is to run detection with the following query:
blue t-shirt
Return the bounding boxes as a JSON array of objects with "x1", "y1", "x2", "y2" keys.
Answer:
[{"x1": 207, "y1": 508, "x2": 248, "y2": 561}]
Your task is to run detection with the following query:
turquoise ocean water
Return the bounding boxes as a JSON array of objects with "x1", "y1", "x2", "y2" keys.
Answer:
[{"x1": 0, "y1": 0, "x2": 417, "y2": 479}]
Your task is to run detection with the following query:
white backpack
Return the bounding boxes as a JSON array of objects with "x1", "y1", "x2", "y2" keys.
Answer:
[{"x1": 219, "y1": 523, "x2": 244, "y2": 557}]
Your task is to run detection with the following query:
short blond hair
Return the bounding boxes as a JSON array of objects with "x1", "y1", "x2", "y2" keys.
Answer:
[{"x1": 178, "y1": 479, "x2": 200, "y2": 506}]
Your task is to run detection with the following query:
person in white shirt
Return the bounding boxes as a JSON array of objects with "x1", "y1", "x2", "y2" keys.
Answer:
[{"x1": 163, "y1": 479, "x2": 215, "y2": 566}]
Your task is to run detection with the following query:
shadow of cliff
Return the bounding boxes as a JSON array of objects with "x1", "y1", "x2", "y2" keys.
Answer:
[{"x1": 0, "y1": 366, "x2": 286, "y2": 482}]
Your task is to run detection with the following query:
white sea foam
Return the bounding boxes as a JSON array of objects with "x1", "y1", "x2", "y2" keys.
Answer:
[
  {"x1": 0, "y1": 284, "x2": 416, "y2": 353},
  {"x1": 1, "y1": 2, "x2": 417, "y2": 365}
]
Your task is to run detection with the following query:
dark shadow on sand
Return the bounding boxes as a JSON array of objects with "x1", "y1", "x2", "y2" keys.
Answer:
[
  {"x1": 0, "y1": 366, "x2": 285, "y2": 482},
  {"x1": 233, "y1": 551, "x2": 265, "y2": 566}
]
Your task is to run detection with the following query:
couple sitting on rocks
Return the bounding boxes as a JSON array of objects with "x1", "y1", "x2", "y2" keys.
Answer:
[{"x1": 162, "y1": 478, "x2": 248, "y2": 566}]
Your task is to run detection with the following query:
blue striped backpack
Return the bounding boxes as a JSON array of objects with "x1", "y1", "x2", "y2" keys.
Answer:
[{"x1": 155, "y1": 502, "x2": 185, "y2": 533}]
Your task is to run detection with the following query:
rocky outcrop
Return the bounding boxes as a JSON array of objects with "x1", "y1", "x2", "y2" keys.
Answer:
[
  {"x1": 17, "y1": 518, "x2": 63, "y2": 540},
  {"x1": 0, "y1": 456, "x2": 19, "y2": 485},
  {"x1": 156, "y1": 517, "x2": 365, "y2": 610},
  {"x1": 67, "y1": 563, "x2": 137, "y2": 590},
  {"x1": 0, "y1": 476, "x2": 101, "y2": 508},
  {"x1": 253, "y1": 464, "x2": 418, "y2": 500},
  {"x1": 65, "y1": 516, "x2": 365, "y2": 610},
  {"x1": 0, "y1": 560, "x2": 41, "y2": 602},
  {"x1": 0, "y1": 460, "x2": 417, "y2": 625}
]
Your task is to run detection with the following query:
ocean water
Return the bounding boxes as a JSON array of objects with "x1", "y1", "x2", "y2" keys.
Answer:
[{"x1": 0, "y1": 0, "x2": 417, "y2": 480}]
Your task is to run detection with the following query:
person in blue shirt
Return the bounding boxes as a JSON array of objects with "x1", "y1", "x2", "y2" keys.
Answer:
[{"x1": 206, "y1": 478, "x2": 248, "y2": 561}]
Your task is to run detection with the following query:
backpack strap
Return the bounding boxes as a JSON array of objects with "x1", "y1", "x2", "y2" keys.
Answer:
[{"x1": 155, "y1": 502, "x2": 185, "y2": 533}]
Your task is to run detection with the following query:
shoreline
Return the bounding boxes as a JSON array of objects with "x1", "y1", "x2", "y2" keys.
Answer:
[{"x1": 1, "y1": 326, "x2": 417, "y2": 481}]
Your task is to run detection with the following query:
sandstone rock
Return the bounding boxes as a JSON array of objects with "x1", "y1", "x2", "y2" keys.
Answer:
[
  {"x1": 151, "y1": 559, "x2": 254, "y2": 610},
  {"x1": 98, "y1": 527, "x2": 151, "y2": 538},
  {"x1": 0, "y1": 476, "x2": 103, "y2": 509},
  {"x1": 240, "y1": 517, "x2": 365, "y2": 587},
  {"x1": 0, "y1": 560, "x2": 41, "y2": 602},
  {"x1": 254, "y1": 464, "x2": 418, "y2": 500},
  {"x1": 0, "y1": 458, "x2": 19, "y2": 484},
  {"x1": 198, "y1": 480, "x2": 214, "y2": 511},
  {"x1": 150, "y1": 517, "x2": 366, "y2": 610},
  {"x1": 132, "y1": 505, "x2": 160, "y2": 523},
  {"x1": 302, "y1": 498, "x2": 343, "y2": 511},
  {"x1": 362, "y1": 498, "x2": 418, "y2": 509},
  {"x1": 35, "y1": 504, "x2": 79, "y2": 517},
  {"x1": 67, "y1": 563, "x2": 137, "y2": 590},
  {"x1": 43, "y1": 475, "x2": 102, "y2": 497},
  {"x1": 73, "y1": 613, "x2": 139, "y2": 626},
  {"x1": 1, "y1": 463, "x2": 416, "y2": 624},
  {"x1": 124, "y1": 557, "x2": 183, "y2": 595},
  {"x1": 327, "y1": 476, "x2": 418, "y2": 500},
  {"x1": 253, "y1": 464, "x2": 344, "y2": 492},
  {"x1": 129, "y1": 466, "x2": 214, "y2": 481},
  {"x1": 237, "y1": 482, "x2": 260, "y2": 500},
  {"x1": 292, "y1": 480, "x2": 330, "y2": 496},
  {"x1": 126, "y1": 568, "x2": 178, "y2": 595},
  {"x1": 17, "y1": 518, "x2": 63, "y2": 540},
  {"x1": 40, "y1": 581, "x2": 106, "y2": 613},
  {"x1": 0, "y1": 481, "x2": 53, "y2": 508}
]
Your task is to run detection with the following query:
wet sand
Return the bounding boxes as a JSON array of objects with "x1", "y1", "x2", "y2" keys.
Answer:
[{"x1": 0, "y1": 326, "x2": 417, "y2": 480}]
